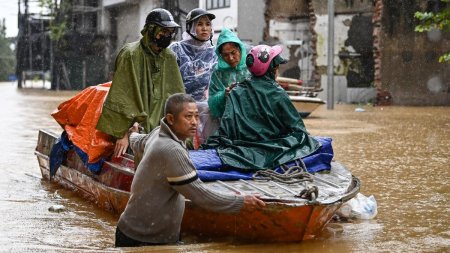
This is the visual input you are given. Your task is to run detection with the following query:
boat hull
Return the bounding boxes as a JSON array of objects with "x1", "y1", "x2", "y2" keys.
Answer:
[
  {"x1": 289, "y1": 95, "x2": 325, "y2": 118},
  {"x1": 36, "y1": 151, "x2": 130, "y2": 214},
  {"x1": 35, "y1": 129, "x2": 359, "y2": 242},
  {"x1": 182, "y1": 200, "x2": 341, "y2": 242}
]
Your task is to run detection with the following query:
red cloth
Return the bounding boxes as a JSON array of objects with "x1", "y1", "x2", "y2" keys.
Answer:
[{"x1": 51, "y1": 82, "x2": 114, "y2": 163}]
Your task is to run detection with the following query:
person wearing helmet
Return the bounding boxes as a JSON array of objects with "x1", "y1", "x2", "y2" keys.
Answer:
[
  {"x1": 96, "y1": 8, "x2": 185, "y2": 158},
  {"x1": 169, "y1": 8, "x2": 217, "y2": 101},
  {"x1": 169, "y1": 8, "x2": 217, "y2": 147},
  {"x1": 204, "y1": 44, "x2": 321, "y2": 170},
  {"x1": 208, "y1": 28, "x2": 251, "y2": 120}
]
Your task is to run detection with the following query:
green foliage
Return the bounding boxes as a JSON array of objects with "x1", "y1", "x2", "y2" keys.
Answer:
[
  {"x1": 0, "y1": 19, "x2": 16, "y2": 81},
  {"x1": 439, "y1": 52, "x2": 450, "y2": 63},
  {"x1": 49, "y1": 21, "x2": 67, "y2": 41},
  {"x1": 38, "y1": 0, "x2": 67, "y2": 41},
  {"x1": 38, "y1": 0, "x2": 55, "y2": 10},
  {"x1": 414, "y1": 0, "x2": 450, "y2": 63}
]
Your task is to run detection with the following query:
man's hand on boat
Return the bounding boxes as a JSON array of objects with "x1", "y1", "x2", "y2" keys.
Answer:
[
  {"x1": 114, "y1": 122, "x2": 140, "y2": 157},
  {"x1": 242, "y1": 195, "x2": 266, "y2": 209}
]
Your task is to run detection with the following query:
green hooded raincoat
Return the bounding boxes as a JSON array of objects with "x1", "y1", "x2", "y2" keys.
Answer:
[
  {"x1": 97, "y1": 33, "x2": 185, "y2": 139},
  {"x1": 205, "y1": 73, "x2": 321, "y2": 170},
  {"x1": 208, "y1": 28, "x2": 251, "y2": 119}
]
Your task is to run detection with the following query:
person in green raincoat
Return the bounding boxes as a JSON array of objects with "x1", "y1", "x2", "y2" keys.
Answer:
[
  {"x1": 204, "y1": 44, "x2": 321, "y2": 170},
  {"x1": 96, "y1": 8, "x2": 185, "y2": 158},
  {"x1": 208, "y1": 28, "x2": 251, "y2": 120}
]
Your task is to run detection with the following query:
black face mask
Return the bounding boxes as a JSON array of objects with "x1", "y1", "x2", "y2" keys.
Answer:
[{"x1": 152, "y1": 34, "x2": 172, "y2": 49}]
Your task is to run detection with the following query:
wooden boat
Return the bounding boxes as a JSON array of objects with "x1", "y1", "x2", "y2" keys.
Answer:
[
  {"x1": 276, "y1": 77, "x2": 325, "y2": 118},
  {"x1": 289, "y1": 95, "x2": 326, "y2": 118},
  {"x1": 35, "y1": 129, "x2": 360, "y2": 243}
]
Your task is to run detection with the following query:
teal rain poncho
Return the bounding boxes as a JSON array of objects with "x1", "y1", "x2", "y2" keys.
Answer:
[
  {"x1": 204, "y1": 72, "x2": 321, "y2": 170},
  {"x1": 208, "y1": 28, "x2": 251, "y2": 118},
  {"x1": 96, "y1": 28, "x2": 185, "y2": 139}
]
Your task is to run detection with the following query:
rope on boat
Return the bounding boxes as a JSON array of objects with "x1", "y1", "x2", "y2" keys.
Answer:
[
  {"x1": 252, "y1": 159, "x2": 319, "y2": 201},
  {"x1": 252, "y1": 159, "x2": 313, "y2": 184},
  {"x1": 297, "y1": 185, "x2": 319, "y2": 201}
]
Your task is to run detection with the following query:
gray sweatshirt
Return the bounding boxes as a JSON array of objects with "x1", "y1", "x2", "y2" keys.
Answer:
[{"x1": 117, "y1": 119, "x2": 244, "y2": 244}]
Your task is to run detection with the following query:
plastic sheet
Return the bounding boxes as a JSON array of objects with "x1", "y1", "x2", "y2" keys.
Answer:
[
  {"x1": 336, "y1": 193, "x2": 378, "y2": 219},
  {"x1": 192, "y1": 136, "x2": 333, "y2": 181},
  {"x1": 51, "y1": 82, "x2": 114, "y2": 164}
]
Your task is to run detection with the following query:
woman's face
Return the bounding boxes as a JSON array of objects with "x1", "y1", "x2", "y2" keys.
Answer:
[
  {"x1": 220, "y1": 43, "x2": 241, "y2": 68},
  {"x1": 195, "y1": 16, "x2": 212, "y2": 41}
]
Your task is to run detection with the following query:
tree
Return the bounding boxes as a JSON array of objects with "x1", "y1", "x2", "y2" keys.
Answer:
[
  {"x1": 414, "y1": 0, "x2": 450, "y2": 63},
  {"x1": 0, "y1": 19, "x2": 16, "y2": 81},
  {"x1": 38, "y1": 0, "x2": 67, "y2": 41}
]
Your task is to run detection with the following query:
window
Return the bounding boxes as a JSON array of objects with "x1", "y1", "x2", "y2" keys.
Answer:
[{"x1": 206, "y1": 0, "x2": 230, "y2": 10}]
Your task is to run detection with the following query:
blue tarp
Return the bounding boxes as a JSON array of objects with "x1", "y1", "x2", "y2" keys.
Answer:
[
  {"x1": 49, "y1": 132, "x2": 104, "y2": 176},
  {"x1": 50, "y1": 132, "x2": 333, "y2": 181},
  {"x1": 190, "y1": 136, "x2": 333, "y2": 181},
  {"x1": 49, "y1": 132, "x2": 72, "y2": 177}
]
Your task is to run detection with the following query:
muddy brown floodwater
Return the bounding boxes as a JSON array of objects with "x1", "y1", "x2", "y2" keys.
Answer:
[{"x1": 0, "y1": 81, "x2": 448, "y2": 252}]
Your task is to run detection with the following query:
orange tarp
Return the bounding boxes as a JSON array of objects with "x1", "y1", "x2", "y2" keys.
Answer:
[{"x1": 51, "y1": 82, "x2": 114, "y2": 163}]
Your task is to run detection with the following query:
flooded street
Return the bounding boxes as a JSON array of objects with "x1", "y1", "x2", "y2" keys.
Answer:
[{"x1": 0, "y1": 81, "x2": 449, "y2": 252}]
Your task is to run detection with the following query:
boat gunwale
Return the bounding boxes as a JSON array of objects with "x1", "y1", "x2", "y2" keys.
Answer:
[
  {"x1": 36, "y1": 149, "x2": 360, "y2": 208},
  {"x1": 35, "y1": 129, "x2": 360, "y2": 208},
  {"x1": 35, "y1": 150, "x2": 131, "y2": 196},
  {"x1": 289, "y1": 96, "x2": 326, "y2": 104}
]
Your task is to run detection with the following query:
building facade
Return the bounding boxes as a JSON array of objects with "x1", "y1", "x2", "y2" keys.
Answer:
[{"x1": 17, "y1": 0, "x2": 449, "y2": 105}]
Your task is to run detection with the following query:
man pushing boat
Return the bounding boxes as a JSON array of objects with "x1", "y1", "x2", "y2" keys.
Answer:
[{"x1": 115, "y1": 93, "x2": 265, "y2": 247}]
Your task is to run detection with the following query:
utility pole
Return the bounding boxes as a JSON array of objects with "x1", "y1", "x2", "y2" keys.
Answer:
[
  {"x1": 41, "y1": 18, "x2": 45, "y2": 88},
  {"x1": 27, "y1": 0, "x2": 32, "y2": 87},
  {"x1": 327, "y1": 0, "x2": 335, "y2": 110},
  {"x1": 17, "y1": 0, "x2": 23, "y2": 88}
]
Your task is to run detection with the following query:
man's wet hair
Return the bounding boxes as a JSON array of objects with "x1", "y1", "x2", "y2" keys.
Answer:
[{"x1": 164, "y1": 93, "x2": 196, "y2": 116}]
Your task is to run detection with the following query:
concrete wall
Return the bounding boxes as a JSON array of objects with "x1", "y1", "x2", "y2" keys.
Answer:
[
  {"x1": 262, "y1": 1, "x2": 313, "y2": 82},
  {"x1": 269, "y1": 19, "x2": 313, "y2": 81},
  {"x1": 199, "y1": 0, "x2": 239, "y2": 44},
  {"x1": 313, "y1": 0, "x2": 374, "y2": 14},
  {"x1": 315, "y1": 13, "x2": 374, "y2": 86},
  {"x1": 200, "y1": 0, "x2": 265, "y2": 45},
  {"x1": 380, "y1": 33, "x2": 450, "y2": 105},
  {"x1": 314, "y1": 14, "x2": 352, "y2": 67},
  {"x1": 237, "y1": 0, "x2": 265, "y2": 45},
  {"x1": 378, "y1": 1, "x2": 450, "y2": 105},
  {"x1": 115, "y1": 4, "x2": 141, "y2": 47},
  {"x1": 318, "y1": 75, "x2": 376, "y2": 104},
  {"x1": 178, "y1": 0, "x2": 198, "y2": 36},
  {"x1": 139, "y1": 0, "x2": 159, "y2": 30},
  {"x1": 102, "y1": 0, "x2": 168, "y2": 55},
  {"x1": 199, "y1": 0, "x2": 238, "y2": 31}
]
